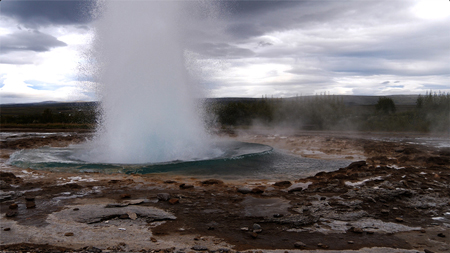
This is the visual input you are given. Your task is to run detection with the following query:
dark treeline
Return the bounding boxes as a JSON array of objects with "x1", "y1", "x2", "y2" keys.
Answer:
[
  {"x1": 1, "y1": 92, "x2": 449, "y2": 132},
  {"x1": 212, "y1": 91, "x2": 450, "y2": 133},
  {"x1": 0, "y1": 102, "x2": 97, "y2": 129}
]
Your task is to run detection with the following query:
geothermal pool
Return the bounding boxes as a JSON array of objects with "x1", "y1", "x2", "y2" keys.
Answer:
[{"x1": 6, "y1": 136, "x2": 351, "y2": 180}]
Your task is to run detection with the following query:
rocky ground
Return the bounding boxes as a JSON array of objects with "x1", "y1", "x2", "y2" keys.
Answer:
[{"x1": 0, "y1": 129, "x2": 449, "y2": 253}]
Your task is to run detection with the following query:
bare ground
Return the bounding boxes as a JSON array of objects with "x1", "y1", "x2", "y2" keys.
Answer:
[{"x1": 0, "y1": 129, "x2": 449, "y2": 253}]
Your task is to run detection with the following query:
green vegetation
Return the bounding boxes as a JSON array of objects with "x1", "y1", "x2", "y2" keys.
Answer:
[{"x1": 213, "y1": 92, "x2": 450, "y2": 133}]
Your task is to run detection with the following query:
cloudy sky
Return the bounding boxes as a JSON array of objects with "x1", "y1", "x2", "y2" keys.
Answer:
[{"x1": 1, "y1": 0, "x2": 449, "y2": 104}]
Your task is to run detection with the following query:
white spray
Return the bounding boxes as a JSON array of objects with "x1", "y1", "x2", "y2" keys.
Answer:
[{"x1": 81, "y1": 1, "x2": 217, "y2": 164}]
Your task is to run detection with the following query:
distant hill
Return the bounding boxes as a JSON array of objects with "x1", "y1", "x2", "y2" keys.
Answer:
[
  {"x1": 210, "y1": 95, "x2": 420, "y2": 106},
  {"x1": 1, "y1": 95, "x2": 420, "y2": 114}
]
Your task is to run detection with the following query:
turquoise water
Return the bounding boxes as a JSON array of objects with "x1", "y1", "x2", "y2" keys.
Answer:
[{"x1": 8, "y1": 141, "x2": 350, "y2": 180}]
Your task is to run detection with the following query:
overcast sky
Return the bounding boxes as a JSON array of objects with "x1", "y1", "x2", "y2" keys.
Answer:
[{"x1": 1, "y1": 0, "x2": 449, "y2": 104}]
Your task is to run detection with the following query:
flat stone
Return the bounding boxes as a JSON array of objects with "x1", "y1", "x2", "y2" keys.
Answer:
[
  {"x1": 395, "y1": 217, "x2": 404, "y2": 222},
  {"x1": 55, "y1": 204, "x2": 176, "y2": 224},
  {"x1": 191, "y1": 245, "x2": 208, "y2": 251},
  {"x1": 105, "y1": 203, "x2": 129, "y2": 208},
  {"x1": 150, "y1": 237, "x2": 157, "y2": 242},
  {"x1": 124, "y1": 199, "x2": 145, "y2": 205},
  {"x1": 64, "y1": 232, "x2": 74, "y2": 236},
  {"x1": 381, "y1": 209, "x2": 390, "y2": 214},
  {"x1": 9, "y1": 203, "x2": 18, "y2": 209}
]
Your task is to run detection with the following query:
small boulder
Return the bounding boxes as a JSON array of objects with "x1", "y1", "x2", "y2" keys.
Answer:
[
  {"x1": 5, "y1": 210, "x2": 18, "y2": 217},
  {"x1": 120, "y1": 193, "x2": 131, "y2": 199},
  {"x1": 169, "y1": 198, "x2": 179, "y2": 204},
  {"x1": 351, "y1": 227, "x2": 363, "y2": 233},
  {"x1": 9, "y1": 203, "x2": 18, "y2": 209},
  {"x1": 64, "y1": 232, "x2": 74, "y2": 236},
  {"x1": 179, "y1": 183, "x2": 194, "y2": 189},
  {"x1": 251, "y1": 187, "x2": 265, "y2": 194},
  {"x1": 157, "y1": 193, "x2": 171, "y2": 201},
  {"x1": 24, "y1": 196, "x2": 35, "y2": 201},
  {"x1": 201, "y1": 179, "x2": 224, "y2": 185},
  {"x1": 237, "y1": 187, "x2": 252, "y2": 194},
  {"x1": 274, "y1": 181, "x2": 292, "y2": 187},
  {"x1": 26, "y1": 201, "x2": 36, "y2": 209},
  {"x1": 294, "y1": 241, "x2": 306, "y2": 249}
]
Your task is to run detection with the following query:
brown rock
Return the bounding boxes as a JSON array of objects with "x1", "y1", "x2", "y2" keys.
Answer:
[
  {"x1": 5, "y1": 210, "x2": 18, "y2": 217},
  {"x1": 119, "y1": 214, "x2": 129, "y2": 219},
  {"x1": 294, "y1": 241, "x2": 307, "y2": 249},
  {"x1": 251, "y1": 187, "x2": 265, "y2": 194},
  {"x1": 150, "y1": 237, "x2": 157, "y2": 242},
  {"x1": 64, "y1": 232, "x2": 74, "y2": 236},
  {"x1": 251, "y1": 232, "x2": 258, "y2": 239},
  {"x1": 274, "y1": 181, "x2": 292, "y2": 187},
  {"x1": 351, "y1": 227, "x2": 363, "y2": 233},
  {"x1": 24, "y1": 196, "x2": 35, "y2": 201},
  {"x1": 26, "y1": 201, "x2": 36, "y2": 209},
  {"x1": 168, "y1": 198, "x2": 179, "y2": 204},
  {"x1": 347, "y1": 241, "x2": 354, "y2": 244},
  {"x1": 201, "y1": 179, "x2": 224, "y2": 185},
  {"x1": 9, "y1": 203, "x2": 18, "y2": 209},
  {"x1": 179, "y1": 183, "x2": 194, "y2": 189}
]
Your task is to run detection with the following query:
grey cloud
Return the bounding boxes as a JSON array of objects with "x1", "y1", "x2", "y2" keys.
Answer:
[
  {"x1": 381, "y1": 81, "x2": 390, "y2": 84},
  {"x1": 2, "y1": 0, "x2": 94, "y2": 28},
  {"x1": 189, "y1": 42, "x2": 255, "y2": 58},
  {"x1": 1, "y1": 30, "x2": 67, "y2": 53}
]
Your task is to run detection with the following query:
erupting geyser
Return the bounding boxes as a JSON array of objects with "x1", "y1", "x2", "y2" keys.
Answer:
[{"x1": 82, "y1": 1, "x2": 217, "y2": 164}]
